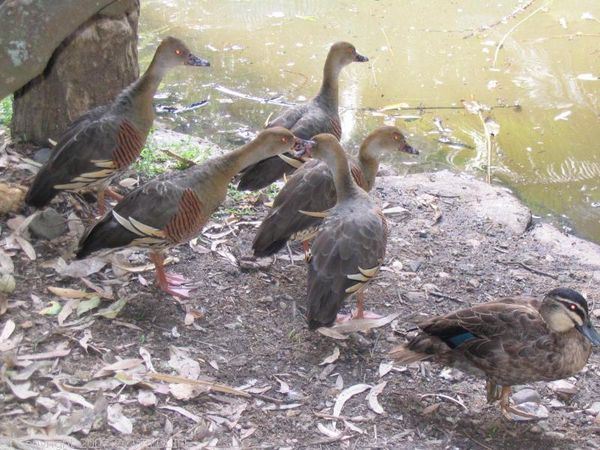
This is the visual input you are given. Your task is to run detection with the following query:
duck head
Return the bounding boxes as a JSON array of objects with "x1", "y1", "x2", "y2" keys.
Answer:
[
  {"x1": 541, "y1": 288, "x2": 600, "y2": 345},
  {"x1": 361, "y1": 125, "x2": 418, "y2": 159},
  {"x1": 303, "y1": 134, "x2": 343, "y2": 166},
  {"x1": 252, "y1": 127, "x2": 313, "y2": 159},
  {"x1": 154, "y1": 36, "x2": 210, "y2": 69},
  {"x1": 328, "y1": 42, "x2": 369, "y2": 68}
]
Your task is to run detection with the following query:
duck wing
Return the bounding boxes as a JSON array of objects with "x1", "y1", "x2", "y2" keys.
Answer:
[
  {"x1": 26, "y1": 109, "x2": 144, "y2": 207},
  {"x1": 307, "y1": 203, "x2": 387, "y2": 329},
  {"x1": 252, "y1": 159, "x2": 336, "y2": 256},
  {"x1": 76, "y1": 172, "x2": 206, "y2": 258}
]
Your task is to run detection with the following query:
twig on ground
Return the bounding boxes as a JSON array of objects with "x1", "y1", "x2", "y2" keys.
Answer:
[
  {"x1": 149, "y1": 372, "x2": 251, "y2": 398},
  {"x1": 429, "y1": 291, "x2": 464, "y2": 303},
  {"x1": 420, "y1": 393, "x2": 469, "y2": 411},
  {"x1": 516, "y1": 262, "x2": 558, "y2": 279},
  {"x1": 160, "y1": 149, "x2": 196, "y2": 168}
]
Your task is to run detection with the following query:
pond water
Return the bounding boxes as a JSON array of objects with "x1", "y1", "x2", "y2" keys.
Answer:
[{"x1": 139, "y1": 0, "x2": 600, "y2": 244}]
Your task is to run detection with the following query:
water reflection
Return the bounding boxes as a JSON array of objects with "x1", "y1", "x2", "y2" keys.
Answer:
[{"x1": 140, "y1": 0, "x2": 600, "y2": 243}]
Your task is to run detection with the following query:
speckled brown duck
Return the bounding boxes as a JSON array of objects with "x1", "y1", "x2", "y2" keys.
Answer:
[
  {"x1": 237, "y1": 41, "x2": 368, "y2": 191},
  {"x1": 390, "y1": 288, "x2": 600, "y2": 420},
  {"x1": 304, "y1": 134, "x2": 387, "y2": 330},
  {"x1": 76, "y1": 128, "x2": 311, "y2": 297},
  {"x1": 252, "y1": 126, "x2": 416, "y2": 258},
  {"x1": 25, "y1": 36, "x2": 210, "y2": 214}
]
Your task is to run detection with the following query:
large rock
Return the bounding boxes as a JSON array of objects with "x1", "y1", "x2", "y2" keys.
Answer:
[
  {"x1": 28, "y1": 208, "x2": 67, "y2": 240},
  {"x1": 531, "y1": 223, "x2": 600, "y2": 268},
  {"x1": 381, "y1": 171, "x2": 532, "y2": 234},
  {"x1": 10, "y1": 1, "x2": 140, "y2": 145}
]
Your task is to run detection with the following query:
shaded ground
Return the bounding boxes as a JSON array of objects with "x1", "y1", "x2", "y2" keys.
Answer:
[{"x1": 1, "y1": 135, "x2": 600, "y2": 449}]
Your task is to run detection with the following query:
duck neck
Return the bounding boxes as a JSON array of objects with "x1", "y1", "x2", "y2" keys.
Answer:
[
  {"x1": 219, "y1": 142, "x2": 275, "y2": 179},
  {"x1": 357, "y1": 138, "x2": 380, "y2": 192},
  {"x1": 316, "y1": 55, "x2": 341, "y2": 110},
  {"x1": 122, "y1": 55, "x2": 168, "y2": 124},
  {"x1": 328, "y1": 150, "x2": 360, "y2": 202}
]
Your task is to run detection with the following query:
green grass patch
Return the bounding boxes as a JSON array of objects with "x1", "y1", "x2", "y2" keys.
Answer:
[
  {"x1": 0, "y1": 96, "x2": 13, "y2": 126},
  {"x1": 134, "y1": 130, "x2": 214, "y2": 176}
]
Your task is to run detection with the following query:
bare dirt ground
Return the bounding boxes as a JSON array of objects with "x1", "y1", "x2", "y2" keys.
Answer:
[{"x1": 2, "y1": 136, "x2": 600, "y2": 450}]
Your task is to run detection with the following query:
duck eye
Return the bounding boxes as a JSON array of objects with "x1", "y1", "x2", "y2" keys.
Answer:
[
  {"x1": 281, "y1": 137, "x2": 288, "y2": 143},
  {"x1": 570, "y1": 304, "x2": 577, "y2": 311},
  {"x1": 175, "y1": 49, "x2": 182, "y2": 55},
  {"x1": 394, "y1": 134, "x2": 399, "y2": 141}
]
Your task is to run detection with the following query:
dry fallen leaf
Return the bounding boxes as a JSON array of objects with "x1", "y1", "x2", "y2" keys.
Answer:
[
  {"x1": 58, "y1": 299, "x2": 80, "y2": 326},
  {"x1": 94, "y1": 358, "x2": 143, "y2": 378},
  {"x1": 0, "y1": 319, "x2": 15, "y2": 342},
  {"x1": 329, "y1": 313, "x2": 400, "y2": 334},
  {"x1": 77, "y1": 297, "x2": 101, "y2": 316},
  {"x1": 38, "y1": 301, "x2": 62, "y2": 316},
  {"x1": 319, "y1": 346, "x2": 340, "y2": 365},
  {"x1": 95, "y1": 297, "x2": 129, "y2": 319},
  {"x1": 107, "y1": 403, "x2": 133, "y2": 434},
  {"x1": 5, "y1": 379, "x2": 38, "y2": 399},
  {"x1": 316, "y1": 327, "x2": 349, "y2": 340},
  {"x1": 137, "y1": 389, "x2": 157, "y2": 407},
  {"x1": 379, "y1": 361, "x2": 394, "y2": 378},
  {"x1": 159, "y1": 405, "x2": 201, "y2": 423},
  {"x1": 139, "y1": 347, "x2": 155, "y2": 372},
  {"x1": 169, "y1": 346, "x2": 200, "y2": 378},
  {"x1": 366, "y1": 381, "x2": 387, "y2": 415},
  {"x1": 333, "y1": 384, "x2": 371, "y2": 417},
  {"x1": 48, "y1": 287, "x2": 98, "y2": 300}
]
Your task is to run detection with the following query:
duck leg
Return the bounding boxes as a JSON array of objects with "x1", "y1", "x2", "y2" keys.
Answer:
[
  {"x1": 499, "y1": 386, "x2": 540, "y2": 420},
  {"x1": 486, "y1": 380, "x2": 502, "y2": 403},
  {"x1": 96, "y1": 188, "x2": 123, "y2": 216},
  {"x1": 351, "y1": 291, "x2": 382, "y2": 320},
  {"x1": 335, "y1": 291, "x2": 382, "y2": 323},
  {"x1": 105, "y1": 188, "x2": 124, "y2": 202},
  {"x1": 150, "y1": 251, "x2": 192, "y2": 298}
]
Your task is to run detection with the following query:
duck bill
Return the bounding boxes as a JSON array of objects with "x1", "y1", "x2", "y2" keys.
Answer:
[
  {"x1": 576, "y1": 321, "x2": 600, "y2": 346},
  {"x1": 292, "y1": 138, "x2": 314, "y2": 159},
  {"x1": 402, "y1": 143, "x2": 419, "y2": 155},
  {"x1": 186, "y1": 54, "x2": 210, "y2": 67},
  {"x1": 355, "y1": 53, "x2": 369, "y2": 63}
]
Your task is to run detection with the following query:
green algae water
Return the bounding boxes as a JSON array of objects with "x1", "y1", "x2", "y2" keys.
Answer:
[{"x1": 139, "y1": 0, "x2": 600, "y2": 244}]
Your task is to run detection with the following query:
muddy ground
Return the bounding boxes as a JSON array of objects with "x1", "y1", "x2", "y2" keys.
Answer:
[{"x1": 1, "y1": 136, "x2": 600, "y2": 450}]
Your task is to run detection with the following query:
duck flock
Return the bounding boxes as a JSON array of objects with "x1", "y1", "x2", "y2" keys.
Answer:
[{"x1": 22, "y1": 37, "x2": 600, "y2": 421}]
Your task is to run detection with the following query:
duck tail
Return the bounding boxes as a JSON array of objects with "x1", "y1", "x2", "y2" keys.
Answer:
[{"x1": 25, "y1": 173, "x2": 58, "y2": 208}]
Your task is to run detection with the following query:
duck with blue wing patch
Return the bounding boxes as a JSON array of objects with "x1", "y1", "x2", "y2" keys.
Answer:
[{"x1": 390, "y1": 288, "x2": 600, "y2": 420}]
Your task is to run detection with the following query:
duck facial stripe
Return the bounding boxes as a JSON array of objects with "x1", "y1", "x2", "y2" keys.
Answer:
[
  {"x1": 113, "y1": 120, "x2": 144, "y2": 169},
  {"x1": 163, "y1": 189, "x2": 205, "y2": 244},
  {"x1": 558, "y1": 299, "x2": 587, "y2": 324}
]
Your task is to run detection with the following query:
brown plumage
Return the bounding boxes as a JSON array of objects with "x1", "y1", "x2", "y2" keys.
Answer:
[
  {"x1": 304, "y1": 134, "x2": 387, "y2": 329},
  {"x1": 237, "y1": 42, "x2": 368, "y2": 191},
  {"x1": 252, "y1": 126, "x2": 417, "y2": 257},
  {"x1": 25, "y1": 36, "x2": 210, "y2": 214},
  {"x1": 390, "y1": 288, "x2": 600, "y2": 419},
  {"x1": 76, "y1": 128, "x2": 310, "y2": 297}
]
